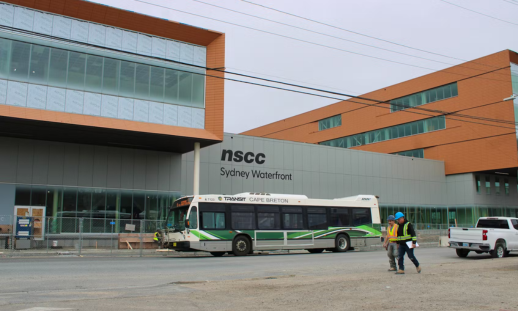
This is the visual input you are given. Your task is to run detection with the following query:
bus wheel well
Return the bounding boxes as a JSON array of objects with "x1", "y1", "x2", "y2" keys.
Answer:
[{"x1": 495, "y1": 239, "x2": 506, "y2": 248}]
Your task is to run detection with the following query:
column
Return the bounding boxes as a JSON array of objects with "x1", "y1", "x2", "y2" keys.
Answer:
[{"x1": 193, "y1": 142, "x2": 200, "y2": 196}]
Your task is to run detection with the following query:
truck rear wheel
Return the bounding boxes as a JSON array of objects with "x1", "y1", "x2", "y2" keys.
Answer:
[
  {"x1": 491, "y1": 243, "x2": 505, "y2": 258},
  {"x1": 456, "y1": 249, "x2": 470, "y2": 258}
]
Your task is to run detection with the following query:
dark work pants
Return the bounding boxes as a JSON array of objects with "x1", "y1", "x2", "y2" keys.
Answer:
[{"x1": 398, "y1": 242, "x2": 419, "y2": 271}]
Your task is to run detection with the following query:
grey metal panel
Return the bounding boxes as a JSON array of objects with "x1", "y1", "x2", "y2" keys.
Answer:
[
  {"x1": 241, "y1": 137, "x2": 254, "y2": 167},
  {"x1": 120, "y1": 149, "x2": 134, "y2": 190},
  {"x1": 252, "y1": 168, "x2": 264, "y2": 193},
  {"x1": 32, "y1": 140, "x2": 49, "y2": 185},
  {"x1": 47, "y1": 141, "x2": 65, "y2": 185},
  {"x1": 200, "y1": 144, "x2": 210, "y2": 163},
  {"x1": 242, "y1": 166, "x2": 254, "y2": 193},
  {"x1": 319, "y1": 147, "x2": 328, "y2": 173},
  {"x1": 302, "y1": 144, "x2": 311, "y2": 171},
  {"x1": 326, "y1": 150, "x2": 335, "y2": 175},
  {"x1": 157, "y1": 153, "x2": 171, "y2": 191},
  {"x1": 200, "y1": 162, "x2": 209, "y2": 194},
  {"x1": 310, "y1": 171, "x2": 320, "y2": 198},
  {"x1": 335, "y1": 173, "x2": 344, "y2": 197},
  {"x1": 334, "y1": 149, "x2": 344, "y2": 175},
  {"x1": 252, "y1": 138, "x2": 264, "y2": 169},
  {"x1": 180, "y1": 158, "x2": 187, "y2": 194},
  {"x1": 273, "y1": 141, "x2": 284, "y2": 170},
  {"x1": 77, "y1": 145, "x2": 94, "y2": 187},
  {"x1": 0, "y1": 183, "x2": 15, "y2": 221},
  {"x1": 62, "y1": 144, "x2": 80, "y2": 186},
  {"x1": 302, "y1": 171, "x2": 311, "y2": 195},
  {"x1": 106, "y1": 147, "x2": 122, "y2": 189},
  {"x1": 133, "y1": 150, "x2": 147, "y2": 190},
  {"x1": 145, "y1": 152, "x2": 159, "y2": 190},
  {"x1": 185, "y1": 160, "x2": 194, "y2": 194},
  {"x1": 283, "y1": 170, "x2": 294, "y2": 194},
  {"x1": 16, "y1": 139, "x2": 34, "y2": 184},
  {"x1": 283, "y1": 142, "x2": 294, "y2": 171},
  {"x1": 93, "y1": 146, "x2": 108, "y2": 188},
  {"x1": 170, "y1": 154, "x2": 182, "y2": 191},
  {"x1": 310, "y1": 146, "x2": 320, "y2": 173},
  {"x1": 293, "y1": 170, "x2": 303, "y2": 194},
  {"x1": 293, "y1": 143, "x2": 303, "y2": 171},
  {"x1": 230, "y1": 162, "x2": 243, "y2": 194},
  {"x1": 318, "y1": 172, "x2": 328, "y2": 199},
  {"x1": 362, "y1": 152, "x2": 372, "y2": 177},
  {"x1": 262, "y1": 139, "x2": 274, "y2": 169},
  {"x1": 349, "y1": 151, "x2": 359, "y2": 176},
  {"x1": 0, "y1": 137, "x2": 18, "y2": 183}
]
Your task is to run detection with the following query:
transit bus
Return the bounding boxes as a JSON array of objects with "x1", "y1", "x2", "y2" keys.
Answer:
[{"x1": 157, "y1": 193, "x2": 382, "y2": 256}]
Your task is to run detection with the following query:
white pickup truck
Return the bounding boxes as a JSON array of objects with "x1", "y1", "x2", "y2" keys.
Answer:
[{"x1": 449, "y1": 217, "x2": 518, "y2": 258}]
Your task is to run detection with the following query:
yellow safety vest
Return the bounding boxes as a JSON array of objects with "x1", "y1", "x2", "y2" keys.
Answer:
[
  {"x1": 387, "y1": 224, "x2": 398, "y2": 242},
  {"x1": 154, "y1": 232, "x2": 159, "y2": 241},
  {"x1": 397, "y1": 222, "x2": 417, "y2": 242}
]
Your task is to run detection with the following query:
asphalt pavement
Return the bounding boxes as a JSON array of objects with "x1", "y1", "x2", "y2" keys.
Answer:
[{"x1": 1, "y1": 248, "x2": 516, "y2": 311}]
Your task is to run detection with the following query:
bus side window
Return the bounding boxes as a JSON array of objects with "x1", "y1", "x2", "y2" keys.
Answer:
[
  {"x1": 352, "y1": 208, "x2": 371, "y2": 226},
  {"x1": 307, "y1": 207, "x2": 327, "y2": 230},
  {"x1": 188, "y1": 206, "x2": 198, "y2": 229},
  {"x1": 257, "y1": 205, "x2": 280, "y2": 230},
  {"x1": 330, "y1": 208, "x2": 350, "y2": 227},
  {"x1": 231, "y1": 205, "x2": 256, "y2": 230},
  {"x1": 282, "y1": 206, "x2": 305, "y2": 229},
  {"x1": 199, "y1": 203, "x2": 226, "y2": 229}
]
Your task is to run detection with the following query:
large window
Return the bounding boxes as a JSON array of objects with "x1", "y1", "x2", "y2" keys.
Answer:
[
  {"x1": 231, "y1": 205, "x2": 256, "y2": 230},
  {"x1": 330, "y1": 207, "x2": 350, "y2": 227},
  {"x1": 282, "y1": 206, "x2": 304, "y2": 229},
  {"x1": 202, "y1": 212, "x2": 226, "y2": 229},
  {"x1": 307, "y1": 207, "x2": 327, "y2": 230},
  {"x1": 318, "y1": 115, "x2": 341, "y2": 131},
  {"x1": 320, "y1": 116, "x2": 445, "y2": 148},
  {"x1": 257, "y1": 205, "x2": 281, "y2": 230},
  {"x1": 352, "y1": 208, "x2": 371, "y2": 226},
  {"x1": 393, "y1": 149, "x2": 424, "y2": 158},
  {"x1": 485, "y1": 176, "x2": 491, "y2": 195},
  {"x1": 391, "y1": 83, "x2": 458, "y2": 112},
  {"x1": 0, "y1": 37, "x2": 205, "y2": 108},
  {"x1": 475, "y1": 175, "x2": 481, "y2": 194},
  {"x1": 504, "y1": 178, "x2": 509, "y2": 196},
  {"x1": 495, "y1": 177, "x2": 501, "y2": 195}
]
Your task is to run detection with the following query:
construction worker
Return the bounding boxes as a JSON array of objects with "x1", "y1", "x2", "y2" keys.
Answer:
[
  {"x1": 383, "y1": 215, "x2": 399, "y2": 271},
  {"x1": 154, "y1": 231, "x2": 160, "y2": 244},
  {"x1": 394, "y1": 212, "x2": 421, "y2": 274}
]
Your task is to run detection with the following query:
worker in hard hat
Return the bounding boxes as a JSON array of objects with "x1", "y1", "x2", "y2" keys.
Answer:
[
  {"x1": 383, "y1": 215, "x2": 399, "y2": 272},
  {"x1": 394, "y1": 212, "x2": 421, "y2": 275}
]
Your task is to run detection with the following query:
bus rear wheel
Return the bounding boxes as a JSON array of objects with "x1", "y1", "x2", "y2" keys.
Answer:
[
  {"x1": 333, "y1": 234, "x2": 349, "y2": 252},
  {"x1": 307, "y1": 249, "x2": 324, "y2": 254},
  {"x1": 232, "y1": 236, "x2": 251, "y2": 256},
  {"x1": 210, "y1": 252, "x2": 225, "y2": 257}
]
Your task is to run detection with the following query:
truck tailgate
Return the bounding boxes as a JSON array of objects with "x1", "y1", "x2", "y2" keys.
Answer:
[{"x1": 450, "y1": 228, "x2": 483, "y2": 242}]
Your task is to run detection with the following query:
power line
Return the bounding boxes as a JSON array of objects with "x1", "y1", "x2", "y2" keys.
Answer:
[
  {"x1": 191, "y1": 0, "x2": 459, "y2": 67},
  {"x1": 503, "y1": 0, "x2": 518, "y2": 6},
  {"x1": 240, "y1": 0, "x2": 468, "y2": 63},
  {"x1": 439, "y1": 0, "x2": 518, "y2": 27},
  {"x1": 240, "y1": 0, "x2": 509, "y2": 72},
  {"x1": 2, "y1": 24, "x2": 515, "y2": 131},
  {"x1": 135, "y1": 0, "x2": 514, "y2": 85}
]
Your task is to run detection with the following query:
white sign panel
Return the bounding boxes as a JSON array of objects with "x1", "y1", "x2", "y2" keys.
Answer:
[
  {"x1": 137, "y1": 34, "x2": 152, "y2": 56},
  {"x1": 180, "y1": 44, "x2": 194, "y2": 64},
  {"x1": 191, "y1": 108, "x2": 205, "y2": 129},
  {"x1": 52, "y1": 16, "x2": 71, "y2": 39},
  {"x1": 46, "y1": 87, "x2": 66, "y2": 112},
  {"x1": 0, "y1": 4, "x2": 14, "y2": 27},
  {"x1": 33, "y1": 12, "x2": 53, "y2": 35},
  {"x1": 148, "y1": 101, "x2": 164, "y2": 124},
  {"x1": 178, "y1": 106, "x2": 192, "y2": 128},
  {"x1": 121, "y1": 31, "x2": 138, "y2": 53},
  {"x1": 13, "y1": 7, "x2": 33, "y2": 32},
  {"x1": 193, "y1": 46, "x2": 207, "y2": 67},
  {"x1": 88, "y1": 23, "x2": 106, "y2": 46},
  {"x1": 101, "y1": 95, "x2": 118, "y2": 118},
  {"x1": 0, "y1": 79, "x2": 7, "y2": 104},
  {"x1": 65, "y1": 89, "x2": 84, "y2": 114},
  {"x1": 71, "y1": 20, "x2": 89, "y2": 43},
  {"x1": 7, "y1": 81, "x2": 27, "y2": 107},
  {"x1": 83, "y1": 92, "x2": 101, "y2": 116},
  {"x1": 105, "y1": 27, "x2": 122, "y2": 50},
  {"x1": 125, "y1": 224, "x2": 136, "y2": 231},
  {"x1": 134, "y1": 100, "x2": 149, "y2": 122},
  {"x1": 118, "y1": 97, "x2": 134, "y2": 120},
  {"x1": 151, "y1": 37, "x2": 166, "y2": 58},
  {"x1": 27, "y1": 84, "x2": 47, "y2": 110},
  {"x1": 163, "y1": 104, "x2": 178, "y2": 126},
  {"x1": 166, "y1": 41, "x2": 180, "y2": 61}
]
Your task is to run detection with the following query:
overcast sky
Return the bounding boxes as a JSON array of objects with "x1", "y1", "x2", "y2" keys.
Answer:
[{"x1": 94, "y1": 0, "x2": 518, "y2": 133}]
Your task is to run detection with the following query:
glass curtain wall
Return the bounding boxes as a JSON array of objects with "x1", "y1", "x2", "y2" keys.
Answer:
[
  {"x1": 391, "y1": 83, "x2": 458, "y2": 112},
  {"x1": 320, "y1": 116, "x2": 445, "y2": 148},
  {"x1": 318, "y1": 115, "x2": 342, "y2": 131},
  {"x1": 13, "y1": 184, "x2": 181, "y2": 233},
  {"x1": 392, "y1": 149, "x2": 424, "y2": 158},
  {"x1": 0, "y1": 37, "x2": 205, "y2": 108}
]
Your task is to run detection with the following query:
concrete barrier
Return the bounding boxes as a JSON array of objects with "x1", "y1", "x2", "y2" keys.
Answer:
[{"x1": 438, "y1": 236, "x2": 449, "y2": 247}]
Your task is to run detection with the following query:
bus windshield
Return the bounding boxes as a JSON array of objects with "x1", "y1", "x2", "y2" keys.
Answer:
[{"x1": 165, "y1": 197, "x2": 193, "y2": 231}]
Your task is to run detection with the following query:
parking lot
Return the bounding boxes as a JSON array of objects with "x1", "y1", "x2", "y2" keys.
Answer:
[{"x1": 1, "y1": 248, "x2": 517, "y2": 311}]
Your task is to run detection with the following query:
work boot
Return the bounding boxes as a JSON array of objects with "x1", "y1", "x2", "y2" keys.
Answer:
[
  {"x1": 388, "y1": 268, "x2": 396, "y2": 272},
  {"x1": 416, "y1": 266, "x2": 422, "y2": 274},
  {"x1": 395, "y1": 270, "x2": 405, "y2": 275}
]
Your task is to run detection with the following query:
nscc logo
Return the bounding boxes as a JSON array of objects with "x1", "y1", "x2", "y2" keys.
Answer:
[{"x1": 221, "y1": 149, "x2": 265, "y2": 164}]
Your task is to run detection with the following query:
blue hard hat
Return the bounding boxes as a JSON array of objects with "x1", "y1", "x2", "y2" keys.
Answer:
[
  {"x1": 395, "y1": 212, "x2": 405, "y2": 220},
  {"x1": 387, "y1": 215, "x2": 395, "y2": 221}
]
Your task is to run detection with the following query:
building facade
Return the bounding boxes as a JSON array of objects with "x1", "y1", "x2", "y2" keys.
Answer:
[
  {"x1": 242, "y1": 50, "x2": 518, "y2": 226},
  {"x1": 0, "y1": 0, "x2": 225, "y2": 233}
]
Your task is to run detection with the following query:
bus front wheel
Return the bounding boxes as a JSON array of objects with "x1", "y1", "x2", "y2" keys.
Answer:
[
  {"x1": 333, "y1": 234, "x2": 350, "y2": 252},
  {"x1": 233, "y1": 236, "x2": 251, "y2": 256}
]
